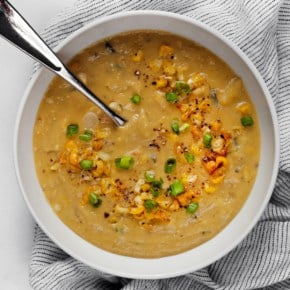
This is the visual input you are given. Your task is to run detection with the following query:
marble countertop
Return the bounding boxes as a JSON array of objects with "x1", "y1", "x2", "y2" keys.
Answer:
[{"x1": 0, "y1": 1, "x2": 74, "y2": 288}]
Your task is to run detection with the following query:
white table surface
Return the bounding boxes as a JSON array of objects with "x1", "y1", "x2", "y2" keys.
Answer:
[{"x1": 0, "y1": 1, "x2": 74, "y2": 289}]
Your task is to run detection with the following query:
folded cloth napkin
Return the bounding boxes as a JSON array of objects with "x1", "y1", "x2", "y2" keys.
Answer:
[{"x1": 29, "y1": 0, "x2": 290, "y2": 289}]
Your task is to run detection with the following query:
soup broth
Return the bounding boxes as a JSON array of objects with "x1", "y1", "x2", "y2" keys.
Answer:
[{"x1": 33, "y1": 31, "x2": 260, "y2": 258}]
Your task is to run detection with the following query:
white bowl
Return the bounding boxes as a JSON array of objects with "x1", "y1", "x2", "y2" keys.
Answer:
[{"x1": 14, "y1": 11, "x2": 279, "y2": 279}]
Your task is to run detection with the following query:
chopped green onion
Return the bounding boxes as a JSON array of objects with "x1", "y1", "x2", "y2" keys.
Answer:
[
  {"x1": 131, "y1": 93, "x2": 141, "y2": 104},
  {"x1": 144, "y1": 199, "x2": 158, "y2": 212},
  {"x1": 179, "y1": 123, "x2": 190, "y2": 132},
  {"x1": 186, "y1": 202, "x2": 199, "y2": 214},
  {"x1": 175, "y1": 81, "x2": 190, "y2": 94},
  {"x1": 165, "y1": 92, "x2": 179, "y2": 103},
  {"x1": 164, "y1": 158, "x2": 176, "y2": 174},
  {"x1": 203, "y1": 133, "x2": 213, "y2": 148},
  {"x1": 145, "y1": 170, "x2": 155, "y2": 182},
  {"x1": 66, "y1": 124, "x2": 79, "y2": 137},
  {"x1": 115, "y1": 156, "x2": 134, "y2": 170},
  {"x1": 150, "y1": 178, "x2": 163, "y2": 197},
  {"x1": 241, "y1": 116, "x2": 254, "y2": 127},
  {"x1": 185, "y1": 152, "x2": 195, "y2": 163},
  {"x1": 169, "y1": 179, "x2": 184, "y2": 197},
  {"x1": 80, "y1": 159, "x2": 93, "y2": 170},
  {"x1": 79, "y1": 130, "x2": 93, "y2": 142},
  {"x1": 89, "y1": 193, "x2": 102, "y2": 207},
  {"x1": 171, "y1": 120, "x2": 180, "y2": 134}
]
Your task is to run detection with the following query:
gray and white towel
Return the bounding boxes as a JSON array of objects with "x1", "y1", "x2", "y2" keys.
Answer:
[{"x1": 29, "y1": 0, "x2": 290, "y2": 289}]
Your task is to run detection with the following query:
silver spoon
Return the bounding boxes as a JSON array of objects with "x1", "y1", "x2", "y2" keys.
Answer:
[{"x1": 0, "y1": 0, "x2": 127, "y2": 127}]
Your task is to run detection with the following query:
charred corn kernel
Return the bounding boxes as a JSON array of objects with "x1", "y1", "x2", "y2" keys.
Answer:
[
  {"x1": 204, "y1": 160, "x2": 217, "y2": 174},
  {"x1": 204, "y1": 184, "x2": 217, "y2": 194},
  {"x1": 211, "y1": 175, "x2": 225, "y2": 185},
  {"x1": 115, "y1": 204, "x2": 129, "y2": 214},
  {"x1": 211, "y1": 120, "x2": 222, "y2": 131},
  {"x1": 236, "y1": 102, "x2": 251, "y2": 114},
  {"x1": 80, "y1": 193, "x2": 89, "y2": 206},
  {"x1": 163, "y1": 60, "x2": 176, "y2": 76},
  {"x1": 156, "y1": 77, "x2": 168, "y2": 88},
  {"x1": 169, "y1": 200, "x2": 180, "y2": 211},
  {"x1": 130, "y1": 205, "x2": 145, "y2": 215},
  {"x1": 140, "y1": 183, "x2": 151, "y2": 192},
  {"x1": 156, "y1": 196, "x2": 171, "y2": 209},
  {"x1": 191, "y1": 126, "x2": 201, "y2": 139},
  {"x1": 149, "y1": 210, "x2": 169, "y2": 223},
  {"x1": 59, "y1": 151, "x2": 67, "y2": 164},
  {"x1": 187, "y1": 73, "x2": 206, "y2": 89},
  {"x1": 92, "y1": 159, "x2": 104, "y2": 177},
  {"x1": 198, "y1": 99, "x2": 211, "y2": 112},
  {"x1": 191, "y1": 145, "x2": 201, "y2": 156},
  {"x1": 131, "y1": 50, "x2": 144, "y2": 62},
  {"x1": 216, "y1": 156, "x2": 228, "y2": 168},
  {"x1": 176, "y1": 191, "x2": 195, "y2": 206},
  {"x1": 93, "y1": 139, "x2": 104, "y2": 151},
  {"x1": 159, "y1": 45, "x2": 174, "y2": 57},
  {"x1": 103, "y1": 163, "x2": 111, "y2": 176},
  {"x1": 69, "y1": 150, "x2": 79, "y2": 166},
  {"x1": 149, "y1": 59, "x2": 162, "y2": 72},
  {"x1": 65, "y1": 140, "x2": 78, "y2": 152}
]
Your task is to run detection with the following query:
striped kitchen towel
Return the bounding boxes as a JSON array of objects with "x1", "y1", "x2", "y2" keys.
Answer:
[{"x1": 29, "y1": 0, "x2": 290, "y2": 289}]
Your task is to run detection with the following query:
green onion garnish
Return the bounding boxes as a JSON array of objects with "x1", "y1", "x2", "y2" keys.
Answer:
[
  {"x1": 66, "y1": 124, "x2": 79, "y2": 137},
  {"x1": 150, "y1": 178, "x2": 163, "y2": 197},
  {"x1": 131, "y1": 94, "x2": 141, "y2": 104},
  {"x1": 203, "y1": 133, "x2": 213, "y2": 148},
  {"x1": 171, "y1": 121, "x2": 180, "y2": 134},
  {"x1": 185, "y1": 152, "x2": 195, "y2": 163},
  {"x1": 241, "y1": 116, "x2": 254, "y2": 127},
  {"x1": 175, "y1": 81, "x2": 190, "y2": 94},
  {"x1": 169, "y1": 179, "x2": 184, "y2": 197},
  {"x1": 144, "y1": 199, "x2": 158, "y2": 212},
  {"x1": 164, "y1": 158, "x2": 177, "y2": 174},
  {"x1": 115, "y1": 156, "x2": 134, "y2": 170},
  {"x1": 145, "y1": 170, "x2": 155, "y2": 183},
  {"x1": 165, "y1": 92, "x2": 179, "y2": 103},
  {"x1": 79, "y1": 129, "x2": 93, "y2": 142},
  {"x1": 89, "y1": 193, "x2": 102, "y2": 207},
  {"x1": 80, "y1": 159, "x2": 93, "y2": 170},
  {"x1": 186, "y1": 202, "x2": 199, "y2": 214}
]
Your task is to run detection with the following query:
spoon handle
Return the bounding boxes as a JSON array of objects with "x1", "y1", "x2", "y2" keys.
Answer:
[{"x1": 0, "y1": 0, "x2": 126, "y2": 127}]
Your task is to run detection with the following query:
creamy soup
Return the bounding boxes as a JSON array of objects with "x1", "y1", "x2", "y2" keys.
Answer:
[{"x1": 33, "y1": 31, "x2": 260, "y2": 258}]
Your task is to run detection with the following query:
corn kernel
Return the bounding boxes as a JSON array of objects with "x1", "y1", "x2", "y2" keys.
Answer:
[
  {"x1": 130, "y1": 205, "x2": 145, "y2": 215},
  {"x1": 149, "y1": 59, "x2": 162, "y2": 72},
  {"x1": 204, "y1": 184, "x2": 217, "y2": 194},
  {"x1": 236, "y1": 102, "x2": 251, "y2": 114},
  {"x1": 156, "y1": 77, "x2": 168, "y2": 88},
  {"x1": 69, "y1": 150, "x2": 79, "y2": 166},
  {"x1": 163, "y1": 60, "x2": 176, "y2": 76},
  {"x1": 159, "y1": 45, "x2": 174, "y2": 57},
  {"x1": 211, "y1": 175, "x2": 225, "y2": 185},
  {"x1": 211, "y1": 120, "x2": 222, "y2": 132},
  {"x1": 216, "y1": 156, "x2": 228, "y2": 168},
  {"x1": 131, "y1": 50, "x2": 144, "y2": 62},
  {"x1": 65, "y1": 140, "x2": 78, "y2": 152}
]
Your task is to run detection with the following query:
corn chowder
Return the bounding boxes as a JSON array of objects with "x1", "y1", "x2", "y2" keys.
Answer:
[{"x1": 33, "y1": 31, "x2": 260, "y2": 258}]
